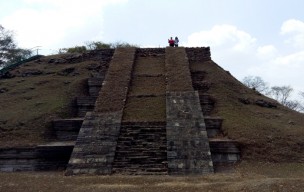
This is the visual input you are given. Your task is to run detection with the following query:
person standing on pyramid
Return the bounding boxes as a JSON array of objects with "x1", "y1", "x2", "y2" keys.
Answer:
[
  {"x1": 174, "y1": 37, "x2": 179, "y2": 47},
  {"x1": 168, "y1": 37, "x2": 175, "y2": 47}
]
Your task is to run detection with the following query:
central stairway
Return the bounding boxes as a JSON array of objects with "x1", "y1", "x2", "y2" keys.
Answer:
[{"x1": 112, "y1": 48, "x2": 167, "y2": 174}]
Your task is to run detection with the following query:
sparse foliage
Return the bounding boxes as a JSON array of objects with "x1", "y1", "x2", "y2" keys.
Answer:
[
  {"x1": 242, "y1": 76, "x2": 269, "y2": 94},
  {"x1": 64, "y1": 46, "x2": 87, "y2": 54},
  {"x1": 86, "y1": 41, "x2": 111, "y2": 49},
  {"x1": 110, "y1": 41, "x2": 138, "y2": 48},
  {"x1": 60, "y1": 41, "x2": 139, "y2": 54}
]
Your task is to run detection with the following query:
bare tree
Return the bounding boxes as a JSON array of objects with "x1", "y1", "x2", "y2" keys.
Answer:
[
  {"x1": 284, "y1": 100, "x2": 303, "y2": 112},
  {"x1": 300, "y1": 91, "x2": 304, "y2": 99},
  {"x1": 270, "y1": 86, "x2": 293, "y2": 105},
  {"x1": 242, "y1": 76, "x2": 269, "y2": 94}
]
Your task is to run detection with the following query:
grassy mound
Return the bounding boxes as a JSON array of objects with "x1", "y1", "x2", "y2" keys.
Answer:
[{"x1": 191, "y1": 60, "x2": 304, "y2": 162}]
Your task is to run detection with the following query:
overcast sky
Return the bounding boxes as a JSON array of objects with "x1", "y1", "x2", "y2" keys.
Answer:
[{"x1": 1, "y1": 0, "x2": 304, "y2": 99}]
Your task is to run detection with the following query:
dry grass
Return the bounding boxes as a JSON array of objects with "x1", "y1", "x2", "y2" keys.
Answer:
[
  {"x1": 133, "y1": 57, "x2": 165, "y2": 76},
  {"x1": 128, "y1": 76, "x2": 165, "y2": 96},
  {"x1": 0, "y1": 161, "x2": 304, "y2": 192},
  {"x1": 0, "y1": 55, "x2": 98, "y2": 147}
]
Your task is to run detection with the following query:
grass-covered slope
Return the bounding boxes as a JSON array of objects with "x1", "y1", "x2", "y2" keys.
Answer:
[
  {"x1": 0, "y1": 53, "x2": 104, "y2": 147},
  {"x1": 191, "y1": 60, "x2": 304, "y2": 162}
]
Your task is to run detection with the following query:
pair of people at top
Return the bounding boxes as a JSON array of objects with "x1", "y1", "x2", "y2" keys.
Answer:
[{"x1": 168, "y1": 37, "x2": 179, "y2": 47}]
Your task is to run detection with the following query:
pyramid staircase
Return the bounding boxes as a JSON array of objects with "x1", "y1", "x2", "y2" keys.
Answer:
[{"x1": 53, "y1": 47, "x2": 239, "y2": 175}]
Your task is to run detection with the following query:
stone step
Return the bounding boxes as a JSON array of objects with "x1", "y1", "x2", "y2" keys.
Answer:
[
  {"x1": 112, "y1": 122, "x2": 167, "y2": 175},
  {"x1": 76, "y1": 96, "x2": 97, "y2": 117},
  {"x1": 52, "y1": 118, "x2": 83, "y2": 141},
  {"x1": 88, "y1": 77, "x2": 103, "y2": 97},
  {"x1": 112, "y1": 168, "x2": 168, "y2": 175},
  {"x1": 209, "y1": 138, "x2": 240, "y2": 166},
  {"x1": 191, "y1": 71, "x2": 211, "y2": 92},
  {"x1": 197, "y1": 93, "x2": 215, "y2": 115},
  {"x1": 204, "y1": 116, "x2": 223, "y2": 138}
]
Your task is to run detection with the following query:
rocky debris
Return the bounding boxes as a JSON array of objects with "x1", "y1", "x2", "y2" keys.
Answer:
[
  {"x1": 57, "y1": 67, "x2": 75, "y2": 76},
  {"x1": 24, "y1": 96, "x2": 32, "y2": 100},
  {"x1": 63, "y1": 81, "x2": 71, "y2": 84},
  {"x1": 239, "y1": 98, "x2": 251, "y2": 105},
  {"x1": 21, "y1": 69, "x2": 43, "y2": 77},
  {"x1": 35, "y1": 80, "x2": 49, "y2": 86},
  {"x1": 0, "y1": 87, "x2": 9, "y2": 93},
  {"x1": 64, "y1": 54, "x2": 83, "y2": 62},
  {"x1": 255, "y1": 99, "x2": 277, "y2": 108},
  {"x1": 0, "y1": 71, "x2": 15, "y2": 79},
  {"x1": 48, "y1": 58, "x2": 67, "y2": 64},
  {"x1": 34, "y1": 59, "x2": 42, "y2": 63},
  {"x1": 239, "y1": 98, "x2": 277, "y2": 108},
  {"x1": 86, "y1": 63, "x2": 101, "y2": 71},
  {"x1": 288, "y1": 120, "x2": 296, "y2": 125}
]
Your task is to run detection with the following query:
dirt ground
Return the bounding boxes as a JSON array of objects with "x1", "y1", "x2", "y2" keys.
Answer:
[{"x1": 1, "y1": 161, "x2": 304, "y2": 192}]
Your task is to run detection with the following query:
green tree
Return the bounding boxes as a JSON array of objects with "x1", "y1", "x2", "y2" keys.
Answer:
[{"x1": 0, "y1": 25, "x2": 32, "y2": 68}]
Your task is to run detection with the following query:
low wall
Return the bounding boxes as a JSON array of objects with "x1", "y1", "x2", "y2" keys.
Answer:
[{"x1": 0, "y1": 143, "x2": 74, "y2": 172}]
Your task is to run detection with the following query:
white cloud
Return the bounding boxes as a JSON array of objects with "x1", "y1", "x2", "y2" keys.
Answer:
[
  {"x1": 1, "y1": 0, "x2": 128, "y2": 53},
  {"x1": 256, "y1": 45, "x2": 278, "y2": 60},
  {"x1": 185, "y1": 24, "x2": 256, "y2": 52},
  {"x1": 281, "y1": 19, "x2": 304, "y2": 48},
  {"x1": 273, "y1": 50, "x2": 304, "y2": 67}
]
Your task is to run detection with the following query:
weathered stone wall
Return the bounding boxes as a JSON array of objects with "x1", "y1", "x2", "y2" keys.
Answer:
[
  {"x1": 136, "y1": 48, "x2": 165, "y2": 56},
  {"x1": 166, "y1": 92, "x2": 214, "y2": 174},
  {"x1": 0, "y1": 144, "x2": 73, "y2": 172},
  {"x1": 185, "y1": 47, "x2": 211, "y2": 63},
  {"x1": 165, "y1": 47, "x2": 213, "y2": 175}
]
